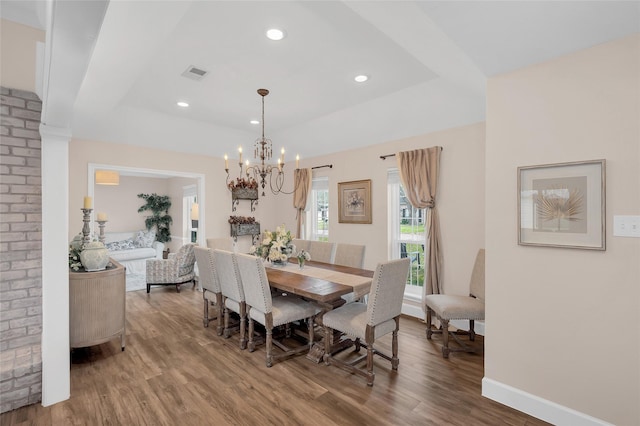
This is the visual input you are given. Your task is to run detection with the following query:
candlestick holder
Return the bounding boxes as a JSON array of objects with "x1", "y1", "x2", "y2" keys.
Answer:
[
  {"x1": 81, "y1": 208, "x2": 93, "y2": 244},
  {"x1": 97, "y1": 220, "x2": 107, "y2": 244}
]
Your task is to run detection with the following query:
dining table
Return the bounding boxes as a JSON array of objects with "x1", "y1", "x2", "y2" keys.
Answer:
[{"x1": 264, "y1": 259, "x2": 374, "y2": 363}]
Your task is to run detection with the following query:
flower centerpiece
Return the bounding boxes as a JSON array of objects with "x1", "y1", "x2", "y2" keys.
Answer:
[
  {"x1": 250, "y1": 224, "x2": 295, "y2": 266},
  {"x1": 296, "y1": 249, "x2": 311, "y2": 269}
]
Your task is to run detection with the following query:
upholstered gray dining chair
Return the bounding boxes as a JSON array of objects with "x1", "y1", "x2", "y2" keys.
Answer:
[
  {"x1": 146, "y1": 243, "x2": 196, "y2": 293},
  {"x1": 194, "y1": 246, "x2": 222, "y2": 330},
  {"x1": 235, "y1": 253, "x2": 321, "y2": 368},
  {"x1": 333, "y1": 243, "x2": 366, "y2": 303},
  {"x1": 425, "y1": 249, "x2": 485, "y2": 358},
  {"x1": 292, "y1": 238, "x2": 310, "y2": 254},
  {"x1": 323, "y1": 257, "x2": 410, "y2": 386},
  {"x1": 308, "y1": 241, "x2": 335, "y2": 263},
  {"x1": 214, "y1": 249, "x2": 247, "y2": 347}
]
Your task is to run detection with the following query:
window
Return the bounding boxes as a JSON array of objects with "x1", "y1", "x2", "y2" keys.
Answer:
[
  {"x1": 307, "y1": 177, "x2": 329, "y2": 241},
  {"x1": 388, "y1": 169, "x2": 425, "y2": 297}
]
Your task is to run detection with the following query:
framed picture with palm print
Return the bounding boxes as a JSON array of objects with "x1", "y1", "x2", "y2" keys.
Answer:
[
  {"x1": 338, "y1": 179, "x2": 372, "y2": 224},
  {"x1": 518, "y1": 159, "x2": 605, "y2": 250}
]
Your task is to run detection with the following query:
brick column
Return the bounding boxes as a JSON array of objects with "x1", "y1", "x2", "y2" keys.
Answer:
[{"x1": 0, "y1": 87, "x2": 43, "y2": 413}]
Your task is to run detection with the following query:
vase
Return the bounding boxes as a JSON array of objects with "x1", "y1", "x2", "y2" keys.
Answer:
[
  {"x1": 80, "y1": 241, "x2": 110, "y2": 271},
  {"x1": 298, "y1": 259, "x2": 305, "y2": 269},
  {"x1": 271, "y1": 259, "x2": 288, "y2": 267}
]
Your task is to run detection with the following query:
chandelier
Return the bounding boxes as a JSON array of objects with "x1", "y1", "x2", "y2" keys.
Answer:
[{"x1": 225, "y1": 88, "x2": 299, "y2": 196}]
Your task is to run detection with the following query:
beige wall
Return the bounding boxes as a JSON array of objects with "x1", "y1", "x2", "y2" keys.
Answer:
[
  {"x1": 485, "y1": 34, "x2": 640, "y2": 425},
  {"x1": 0, "y1": 19, "x2": 44, "y2": 93},
  {"x1": 277, "y1": 122, "x2": 486, "y2": 300},
  {"x1": 93, "y1": 175, "x2": 170, "y2": 234}
]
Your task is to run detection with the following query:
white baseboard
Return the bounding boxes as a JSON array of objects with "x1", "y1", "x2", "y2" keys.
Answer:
[{"x1": 482, "y1": 378, "x2": 613, "y2": 426}]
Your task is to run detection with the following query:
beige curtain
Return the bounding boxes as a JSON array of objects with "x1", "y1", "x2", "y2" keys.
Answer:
[
  {"x1": 293, "y1": 168, "x2": 312, "y2": 238},
  {"x1": 396, "y1": 147, "x2": 442, "y2": 300}
]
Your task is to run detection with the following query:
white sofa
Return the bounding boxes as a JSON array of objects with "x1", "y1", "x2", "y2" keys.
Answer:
[{"x1": 105, "y1": 231, "x2": 164, "y2": 275}]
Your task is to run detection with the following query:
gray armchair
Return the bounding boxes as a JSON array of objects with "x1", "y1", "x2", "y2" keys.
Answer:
[{"x1": 146, "y1": 243, "x2": 196, "y2": 293}]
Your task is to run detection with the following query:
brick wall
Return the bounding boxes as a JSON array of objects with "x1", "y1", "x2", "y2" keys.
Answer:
[{"x1": 0, "y1": 86, "x2": 43, "y2": 413}]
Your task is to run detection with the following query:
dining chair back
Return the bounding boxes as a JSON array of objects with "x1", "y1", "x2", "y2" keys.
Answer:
[
  {"x1": 308, "y1": 241, "x2": 335, "y2": 263},
  {"x1": 323, "y1": 257, "x2": 410, "y2": 386},
  {"x1": 235, "y1": 253, "x2": 321, "y2": 367},
  {"x1": 292, "y1": 238, "x2": 310, "y2": 254},
  {"x1": 207, "y1": 237, "x2": 234, "y2": 252},
  {"x1": 194, "y1": 246, "x2": 222, "y2": 329},
  {"x1": 213, "y1": 249, "x2": 247, "y2": 347},
  {"x1": 333, "y1": 243, "x2": 365, "y2": 269}
]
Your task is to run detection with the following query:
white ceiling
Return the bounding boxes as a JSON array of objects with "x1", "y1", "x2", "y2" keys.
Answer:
[{"x1": 2, "y1": 1, "x2": 638, "y2": 161}]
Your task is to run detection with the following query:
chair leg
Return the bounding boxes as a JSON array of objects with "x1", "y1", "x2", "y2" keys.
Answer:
[
  {"x1": 307, "y1": 317, "x2": 314, "y2": 348},
  {"x1": 265, "y1": 328, "x2": 273, "y2": 367},
  {"x1": 426, "y1": 308, "x2": 433, "y2": 339},
  {"x1": 469, "y1": 319, "x2": 476, "y2": 341},
  {"x1": 223, "y1": 307, "x2": 231, "y2": 339},
  {"x1": 176, "y1": 284, "x2": 181, "y2": 293},
  {"x1": 203, "y1": 297, "x2": 209, "y2": 327},
  {"x1": 354, "y1": 337, "x2": 361, "y2": 353},
  {"x1": 365, "y1": 339, "x2": 375, "y2": 386},
  {"x1": 441, "y1": 319, "x2": 450, "y2": 358},
  {"x1": 248, "y1": 318, "x2": 255, "y2": 352},
  {"x1": 239, "y1": 303, "x2": 247, "y2": 350},
  {"x1": 391, "y1": 317, "x2": 399, "y2": 370},
  {"x1": 216, "y1": 294, "x2": 224, "y2": 336}
]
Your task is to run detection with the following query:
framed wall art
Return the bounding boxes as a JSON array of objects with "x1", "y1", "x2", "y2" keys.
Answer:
[
  {"x1": 338, "y1": 179, "x2": 372, "y2": 224},
  {"x1": 518, "y1": 159, "x2": 605, "y2": 250}
]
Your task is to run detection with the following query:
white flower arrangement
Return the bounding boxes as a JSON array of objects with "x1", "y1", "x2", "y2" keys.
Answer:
[
  {"x1": 250, "y1": 224, "x2": 295, "y2": 263},
  {"x1": 296, "y1": 249, "x2": 311, "y2": 263}
]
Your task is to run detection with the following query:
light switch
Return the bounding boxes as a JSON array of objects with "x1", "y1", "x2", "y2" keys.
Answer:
[{"x1": 613, "y1": 215, "x2": 640, "y2": 238}]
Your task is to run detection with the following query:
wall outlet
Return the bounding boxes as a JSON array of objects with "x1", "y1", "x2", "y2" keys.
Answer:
[{"x1": 613, "y1": 215, "x2": 640, "y2": 238}]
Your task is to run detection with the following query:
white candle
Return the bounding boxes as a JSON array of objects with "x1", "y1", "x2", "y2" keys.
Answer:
[
  {"x1": 280, "y1": 147, "x2": 285, "y2": 163},
  {"x1": 97, "y1": 212, "x2": 107, "y2": 221},
  {"x1": 238, "y1": 147, "x2": 243, "y2": 164},
  {"x1": 224, "y1": 154, "x2": 228, "y2": 169},
  {"x1": 296, "y1": 154, "x2": 300, "y2": 169},
  {"x1": 83, "y1": 196, "x2": 92, "y2": 209},
  {"x1": 277, "y1": 158, "x2": 282, "y2": 172}
]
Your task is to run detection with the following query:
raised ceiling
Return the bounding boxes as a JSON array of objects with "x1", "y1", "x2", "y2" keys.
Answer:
[{"x1": 3, "y1": 1, "x2": 638, "y2": 160}]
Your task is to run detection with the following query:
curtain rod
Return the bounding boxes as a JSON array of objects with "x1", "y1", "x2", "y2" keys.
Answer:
[
  {"x1": 380, "y1": 147, "x2": 443, "y2": 160},
  {"x1": 311, "y1": 164, "x2": 333, "y2": 170}
]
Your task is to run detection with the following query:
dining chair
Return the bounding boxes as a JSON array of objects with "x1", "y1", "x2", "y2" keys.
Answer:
[
  {"x1": 425, "y1": 249, "x2": 485, "y2": 358},
  {"x1": 207, "y1": 237, "x2": 234, "y2": 252},
  {"x1": 213, "y1": 249, "x2": 246, "y2": 347},
  {"x1": 235, "y1": 253, "x2": 321, "y2": 367},
  {"x1": 333, "y1": 243, "x2": 366, "y2": 304},
  {"x1": 322, "y1": 257, "x2": 410, "y2": 386},
  {"x1": 146, "y1": 243, "x2": 196, "y2": 293},
  {"x1": 292, "y1": 238, "x2": 310, "y2": 254},
  {"x1": 308, "y1": 241, "x2": 335, "y2": 264},
  {"x1": 193, "y1": 246, "x2": 222, "y2": 329}
]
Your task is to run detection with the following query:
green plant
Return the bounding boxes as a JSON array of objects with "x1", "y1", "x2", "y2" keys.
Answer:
[{"x1": 137, "y1": 193, "x2": 173, "y2": 243}]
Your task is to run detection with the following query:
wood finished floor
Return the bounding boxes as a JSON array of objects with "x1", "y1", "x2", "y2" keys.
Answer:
[{"x1": 1, "y1": 287, "x2": 549, "y2": 426}]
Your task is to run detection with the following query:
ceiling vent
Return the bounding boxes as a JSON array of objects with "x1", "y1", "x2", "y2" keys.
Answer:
[{"x1": 181, "y1": 65, "x2": 209, "y2": 81}]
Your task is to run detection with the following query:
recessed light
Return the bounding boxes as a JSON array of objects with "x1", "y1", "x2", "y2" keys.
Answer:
[
  {"x1": 177, "y1": 101, "x2": 189, "y2": 107},
  {"x1": 250, "y1": 120, "x2": 259, "y2": 125},
  {"x1": 266, "y1": 28, "x2": 285, "y2": 41},
  {"x1": 354, "y1": 75, "x2": 369, "y2": 83}
]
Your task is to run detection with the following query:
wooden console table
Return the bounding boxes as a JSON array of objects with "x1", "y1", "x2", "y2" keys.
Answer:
[{"x1": 69, "y1": 259, "x2": 126, "y2": 350}]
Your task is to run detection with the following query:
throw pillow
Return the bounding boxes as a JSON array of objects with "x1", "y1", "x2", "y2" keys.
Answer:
[
  {"x1": 135, "y1": 230, "x2": 156, "y2": 248},
  {"x1": 106, "y1": 239, "x2": 136, "y2": 251}
]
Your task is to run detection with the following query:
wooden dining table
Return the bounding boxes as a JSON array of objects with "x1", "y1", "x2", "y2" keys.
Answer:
[{"x1": 265, "y1": 259, "x2": 374, "y2": 362}]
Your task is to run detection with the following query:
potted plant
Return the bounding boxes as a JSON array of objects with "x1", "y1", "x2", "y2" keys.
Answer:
[{"x1": 137, "y1": 193, "x2": 172, "y2": 243}]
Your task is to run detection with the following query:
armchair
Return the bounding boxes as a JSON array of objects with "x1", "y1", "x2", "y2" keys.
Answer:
[{"x1": 146, "y1": 244, "x2": 196, "y2": 293}]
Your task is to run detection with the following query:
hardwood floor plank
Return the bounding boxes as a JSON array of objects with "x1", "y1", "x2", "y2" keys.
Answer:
[{"x1": 1, "y1": 288, "x2": 550, "y2": 425}]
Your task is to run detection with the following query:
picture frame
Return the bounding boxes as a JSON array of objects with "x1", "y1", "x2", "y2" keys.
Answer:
[
  {"x1": 338, "y1": 179, "x2": 372, "y2": 224},
  {"x1": 518, "y1": 159, "x2": 605, "y2": 250}
]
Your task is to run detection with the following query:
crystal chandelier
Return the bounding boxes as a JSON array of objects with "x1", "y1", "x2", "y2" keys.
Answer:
[{"x1": 225, "y1": 88, "x2": 299, "y2": 196}]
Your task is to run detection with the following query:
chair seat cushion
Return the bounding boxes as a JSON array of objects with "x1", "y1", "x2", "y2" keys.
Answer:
[
  {"x1": 424, "y1": 294, "x2": 485, "y2": 321},
  {"x1": 249, "y1": 295, "x2": 321, "y2": 328},
  {"x1": 323, "y1": 302, "x2": 397, "y2": 340}
]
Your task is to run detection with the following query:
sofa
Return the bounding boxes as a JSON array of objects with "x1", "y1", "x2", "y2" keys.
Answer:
[{"x1": 104, "y1": 230, "x2": 164, "y2": 275}]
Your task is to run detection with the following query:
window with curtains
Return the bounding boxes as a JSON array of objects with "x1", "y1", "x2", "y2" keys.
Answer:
[
  {"x1": 307, "y1": 177, "x2": 329, "y2": 241},
  {"x1": 388, "y1": 169, "x2": 425, "y2": 296}
]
